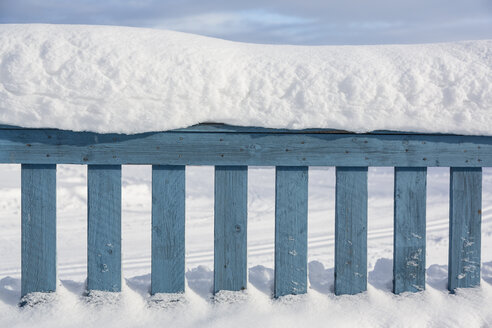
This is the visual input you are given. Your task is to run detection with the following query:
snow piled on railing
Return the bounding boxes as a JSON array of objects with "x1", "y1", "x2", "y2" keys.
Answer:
[{"x1": 0, "y1": 24, "x2": 491, "y2": 135}]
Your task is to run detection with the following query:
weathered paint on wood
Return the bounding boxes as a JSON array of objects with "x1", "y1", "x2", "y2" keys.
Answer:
[
  {"x1": 21, "y1": 164, "x2": 56, "y2": 297},
  {"x1": 11, "y1": 124, "x2": 491, "y2": 300},
  {"x1": 0, "y1": 127, "x2": 491, "y2": 167},
  {"x1": 214, "y1": 166, "x2": 248, "y2": 293},
  {"x1": 151, "y1": 165, "x2": 185, "y2": 294},
  {"x1": 448, "y1": 167, "x2": 482, "y2": 291},
  {"x1": 87, "y1": 165, "x2": 122, "y2": 292},
  {"x1": 393, "y1": 167, "x2": 427, "y2": 294},
  {"x1": 274, "y1": 166, "x2": 308, "y2": 297},
  {"x1": 335, "y1": 167, "x2": 368, "y2": 295}
]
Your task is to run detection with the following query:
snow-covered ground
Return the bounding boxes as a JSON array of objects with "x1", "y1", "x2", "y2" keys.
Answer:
[
  {"x1": 1, "y1": 166, "x2": 492, "y2": 327},
  {"x1": 1, "y1": 23, "x2": 492, "y2": 327},
  {"x1": 0, "y1": 24, "x2": 491, "y2": 135}
]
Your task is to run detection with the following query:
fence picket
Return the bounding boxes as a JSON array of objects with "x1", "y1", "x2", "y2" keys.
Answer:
[
  {"x1": 151, "y1": 165, "x2": 186, "y2": 294},
  {"x1": 274, "y1": 166, "x2": 308, "y2": 297},
  {"x1": 214, "y1": 166, "x2": 248, "y2": 293},
  {"x1": 393, "y1": 167, "x2": 427, "y2": 293},
  {"x1": 87, "y1": 165, "x2": 122, "y2": 292},
  {"x1": 335, "y1": 167, "x2": 368, "y2": 295},
  {"x1": 21, "y1": 164, "x2": 56, "y2": 297},
  {"x1": 449, "y1": 167, "x2": 482, "y2": 291}
]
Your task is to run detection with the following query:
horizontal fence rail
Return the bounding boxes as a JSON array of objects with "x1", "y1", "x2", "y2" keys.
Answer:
[
  {"x1": 0, "y1": 124, "x2": 484, "y2": 300},
  {"x1": 0, "y1": 126, "x2": 490, "y2": 166}
]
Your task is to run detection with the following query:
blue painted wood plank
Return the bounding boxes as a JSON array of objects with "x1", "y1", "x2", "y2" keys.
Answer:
[
  {"x1": 393, "y1": 167, "x2": 427, "y2": 294},
  {"x1": 21, "y1": 164, "x2": 56, "y2": 297},
  {"x1": 274, "y1": 166, "x2": 308, "y2": 298},
  {"x1": 151, "y1": 165, "x2": 185, "y2": 294},
  {"x1": 448, "y1": 167, "x2": 482, "y2": 291},
  {"x1": 214, "y1": 166, "x2": 248, "y2": 293},
  {"x1": 87, "y1": 165, "x2": 122, "y2": 292},
  {"x1": 0, "y1": 128, "x2": 491, "y2": 167},
  {"x1": 335, "y1": 167, "x2": 368, "y2": 295}
]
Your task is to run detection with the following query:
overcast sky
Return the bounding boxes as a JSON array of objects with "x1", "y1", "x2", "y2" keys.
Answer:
[{"x1": 1, "y1": 0, "x2": 492, "y2": 45}]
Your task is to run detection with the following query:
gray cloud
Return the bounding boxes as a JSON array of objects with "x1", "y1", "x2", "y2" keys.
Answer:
[{"x1": 1, "y1": 0, "x2": 491, "y2": 44}]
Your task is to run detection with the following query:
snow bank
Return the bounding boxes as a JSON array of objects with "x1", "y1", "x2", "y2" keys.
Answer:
[
  {"x1": 2, "y1": 264, "x2": 492, "y2": 328},
  {"x1": 0, "y1": 24, "x2": 491, "y2": 135}
]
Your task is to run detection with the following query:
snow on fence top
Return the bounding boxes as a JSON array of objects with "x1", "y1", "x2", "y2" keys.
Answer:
[{"x1": 0, "y1": 24, "x2": 491, "y2": 135}]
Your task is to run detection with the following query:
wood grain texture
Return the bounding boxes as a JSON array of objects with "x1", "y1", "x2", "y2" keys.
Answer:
[
  {"x1": 214, "y1": 166, "x2": 247, "y2": 293},
  {"x1": 274, "y1": 166, "x2": 308, "y2": 298},
  {"x1": 21, "y1": 164, "x2": 56, "y2": 297},
  {"x1": 87, "y1": 165, "x2": 122, "y2": 292},
  {"x1": 335, "y1": 167, "x2": 368, "y2": 295},
  {"x1": 10, "y1": 123, "x2": 489, "y2": 300},
  {"x1": 393, "y1": 167, "x2": 427, "y2": 294},
  {"x1": 0, "y1": 127, "x2": 491, "y2": 167},
  {"x1": 449, "y1": 167, "x2": 482, "y2": 291},
  {"x1": 151, "y1": 165, "x2": 185, "y2": 294}
]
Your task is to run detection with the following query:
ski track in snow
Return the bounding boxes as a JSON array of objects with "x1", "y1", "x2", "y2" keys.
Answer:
[{"x1": 1, "y1": 165, "x2": 492, "y2": 280}]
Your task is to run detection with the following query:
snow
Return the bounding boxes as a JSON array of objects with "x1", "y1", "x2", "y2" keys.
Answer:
[
  {"x1": 2, "y1": 166, "x2": 492, "y2": 327},
  {"x1": 0, "y1": 24, "x2": 491, "y2": 135},
  {"x1": 1, "y1": 24, "x2": 492, "y2": 327}
]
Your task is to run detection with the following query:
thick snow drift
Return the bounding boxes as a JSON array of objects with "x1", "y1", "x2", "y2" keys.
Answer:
[{"x1": 0, "y1": 24, "x2": 491, "y2": 134}]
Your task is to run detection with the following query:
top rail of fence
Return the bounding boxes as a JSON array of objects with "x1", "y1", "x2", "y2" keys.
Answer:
[{"x1": 0, "y1": 123, "x2": 489, "y2": 167}]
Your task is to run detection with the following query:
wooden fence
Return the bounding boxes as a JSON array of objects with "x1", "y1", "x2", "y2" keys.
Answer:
[{"x1": 0, "y1": 124, "x2": 485, "y2": 298}]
